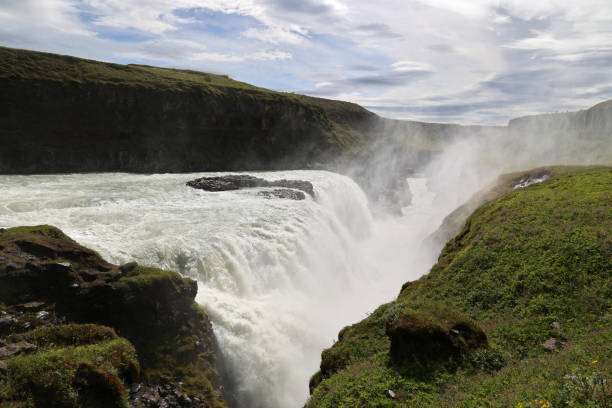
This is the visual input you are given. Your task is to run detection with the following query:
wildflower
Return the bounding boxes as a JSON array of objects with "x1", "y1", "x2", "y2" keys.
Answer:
[{"x1": 591, "y1": 359, "x2": 598, "y2": 364}]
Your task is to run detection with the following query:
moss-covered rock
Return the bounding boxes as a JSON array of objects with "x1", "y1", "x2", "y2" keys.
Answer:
[
  {"x1": 2, "y1": 336, "x2": 138, "y2": 408},
  {"x1": 385, "y1": 303, "x2": 488, "y2": 364},
  {"x1": 307, "y1": 166, "x2": 612, "y2": 407},
  {"x1": 0, "y1": 226, "x2": 226, "y2": 407}
]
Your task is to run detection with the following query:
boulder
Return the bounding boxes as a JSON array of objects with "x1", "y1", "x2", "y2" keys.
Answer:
[
  {"x1": 385, "y1": 304, "x2": 488, "y2": 363},
  {"x1": 541, "y1": 338, "x2": 565, "y2": 352},
  {"x1": 187, "y1": 174, "x2": 315, "y2": 198},
  {"x1": 0, "y1": 316, "x2": 17, "y2": 335},
  {"x1": 0, "y1": 340, "x2": 37, "y2": 359}
]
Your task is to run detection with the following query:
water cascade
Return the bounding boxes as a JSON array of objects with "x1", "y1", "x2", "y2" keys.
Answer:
[{"x1": 0, "y1": 170, "x2": 442, "y2": 407}]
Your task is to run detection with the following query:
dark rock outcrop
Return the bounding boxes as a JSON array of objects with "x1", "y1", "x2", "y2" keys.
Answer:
[
  {"x1": 0, "y1": 340, "x2": 37, "y2": 359},
  {"x1": 0, "y1": 225, "x2": 225, "y2": 407},
  {"x1": 187, "y1": 174, "x2": 315, "y2": 198},
  {"x1": 385, "y1": 306, "x2": 488, "y2": 363},
  {"x1": 130, "y1": 377, "x2": 204, "y2": 408}
]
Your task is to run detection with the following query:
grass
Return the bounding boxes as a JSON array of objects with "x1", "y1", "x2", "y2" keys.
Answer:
[
  {"x1": 0, "y1": 224, "x2": 105, "y2": 263},
  {"x1": 0, "y1": 224, "x2": 72, "y2": 244},
  {"x1": 0, "y1": 46, "x2": 359, "y2": 113},
  {"x1": 0, "y1": 336, "x2": 138, "y2": 408},
  {"x1": 0, "y1": 46, "x2": 265, "y2": 95},
  {"x1": 307, "y1": 166, "x2": 612, "y2": 407},
  {"x1": 7, "y1": 324, "x2": 119, "y2": 348}
]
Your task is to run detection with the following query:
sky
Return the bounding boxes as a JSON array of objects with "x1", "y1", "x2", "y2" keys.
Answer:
[{"x1": 1, "y1": 0, "x2": 611, "y2": 125}]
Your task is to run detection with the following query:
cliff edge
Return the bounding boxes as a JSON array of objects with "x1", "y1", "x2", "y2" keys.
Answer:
[{"x1": 307, "y1": 166, "x2": 612, "y2": 407}]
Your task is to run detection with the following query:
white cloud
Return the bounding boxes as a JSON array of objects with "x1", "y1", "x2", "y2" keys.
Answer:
[
  {"x1": 391, "y1": 61, "x2": 434, "y2": 72},
  {"x1": 192, "y1": 52, "x2": 245, "y2": 62},
  {"x1": 243, "y1": 25, "x2": 306, "y2": 44},
  {"x1": 191, "y1": 49, "x2": 290, "y2": 62},
  {"x1": 0, "y1": 0, "x2": 91, "y2": 36},
  {"x1": 1, "y1": 0, "x2": 612, "y2": 124},
  {"x1": 251, "y1": 49, "x2": 292, "y2": 60}
]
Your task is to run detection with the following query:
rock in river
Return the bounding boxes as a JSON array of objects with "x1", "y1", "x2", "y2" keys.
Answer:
[{"x1": 186, "y1": 174, "x2": 315, "y2": 198}]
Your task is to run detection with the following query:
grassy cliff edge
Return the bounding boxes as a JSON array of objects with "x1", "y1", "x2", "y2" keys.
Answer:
[{"x1": 307, "y1": 166, "x2": 612, "y2": 407}]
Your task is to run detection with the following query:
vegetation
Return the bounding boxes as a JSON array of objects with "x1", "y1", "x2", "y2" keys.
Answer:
[
  {"x1": 307, "y1": 166, "x2": 612, "y2": 407},
  {"x1": 7, "y1": 324, "x2": 118, "y2": 348},
  {"x1": 0, "y1": 46, "x2": 369, "y2": 123},
  {"x1": 118, "y1": 263, "x2": 192, "y2": 287},
  {"x1": 0, "y1": 324, "x2": 138, "y2": 408},
  {"x1": 0, "y1": 46, "x2": 268, "y2": 95}
]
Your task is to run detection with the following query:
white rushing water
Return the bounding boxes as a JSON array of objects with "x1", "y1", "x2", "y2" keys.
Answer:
[{"x1": 0, "y1": 171, "x2": 441, "y2": 408}]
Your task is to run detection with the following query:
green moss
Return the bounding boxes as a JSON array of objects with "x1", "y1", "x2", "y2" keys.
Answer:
[
  {"x1": 118, "y1": 264, "x2": 190, "y2": 287},
  {"x1": 0, "y1": 225, "x2": 103, "y2": 263},
  {"x1": 0, "y1": 225, "x2": 70, "y2": 244},
  {"x1": 8, "y1": 324, "x2": 118, "y2": 348},
  {"x1": 1, "y1": 338, "x2": 138, "y2": 408},
  {"x1": 308, "y1": 167, "x2": 612, "y2": 407}
]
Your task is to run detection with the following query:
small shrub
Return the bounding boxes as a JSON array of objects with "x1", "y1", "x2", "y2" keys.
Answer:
[{"x1": 560, "y1": 370, "x2": 611, "y2": 407}]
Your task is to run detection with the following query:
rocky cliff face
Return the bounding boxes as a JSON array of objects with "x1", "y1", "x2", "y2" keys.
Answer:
[
  {"x1": 508, "y1": 100, "x2": 612, "y2": 136},
  {"x1": 0, "y1": 47, "x2": 378, "y2": 175},
  {"x1": 507, "y1": 100, "x2": 612, "y2": 164}
]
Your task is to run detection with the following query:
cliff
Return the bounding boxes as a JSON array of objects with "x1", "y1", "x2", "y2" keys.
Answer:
[
  {"x1": 509, "y1": 100, "x2": 612, "y2": 137},
  {"x1": 307, "y1": 166, "x2": 612, "y2": 407},
  {"x1": 507, "y1": 101, "x2": 612, "y2": 165},
  {"x1": 0, "y1": 225, "x2": 225, "y2": 408},
  {"x1": 0, "y1": 46, "x2": 380, "y2": 174}
]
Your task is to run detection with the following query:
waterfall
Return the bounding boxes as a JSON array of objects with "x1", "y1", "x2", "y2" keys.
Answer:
[{"x1": 0, "y1": 170, "x2": 441, "y2": 407}]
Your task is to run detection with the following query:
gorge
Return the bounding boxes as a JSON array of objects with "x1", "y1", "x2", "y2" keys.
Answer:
[{"x1": 0, "y1": 47, "x2": 611, "y2": 408}]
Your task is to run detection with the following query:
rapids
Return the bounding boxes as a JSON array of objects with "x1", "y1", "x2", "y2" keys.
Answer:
[{"x1": 0, "y1": 170, "x2": 441, "y2": 407}]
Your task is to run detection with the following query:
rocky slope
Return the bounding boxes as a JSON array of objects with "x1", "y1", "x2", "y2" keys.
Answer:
[
  {"x1": 307, "y1": 166, "x2": 612, "y2": 407},
  {"x1": 0, "y1": 226, "x2": 225, "y2": 408}
]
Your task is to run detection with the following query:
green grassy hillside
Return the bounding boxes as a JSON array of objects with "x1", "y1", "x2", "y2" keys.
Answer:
[
  {"x1": 0, "y1": 46, "x2": 265, "y2": 93},
  {"x1": 308, "y1": 166, "x2": 612, "y2": 408}
]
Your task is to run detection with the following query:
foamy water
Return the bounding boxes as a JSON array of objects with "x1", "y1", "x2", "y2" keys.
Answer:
[{"x1": 0, "y1": 171, "x2": 441, "y2": 407}]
